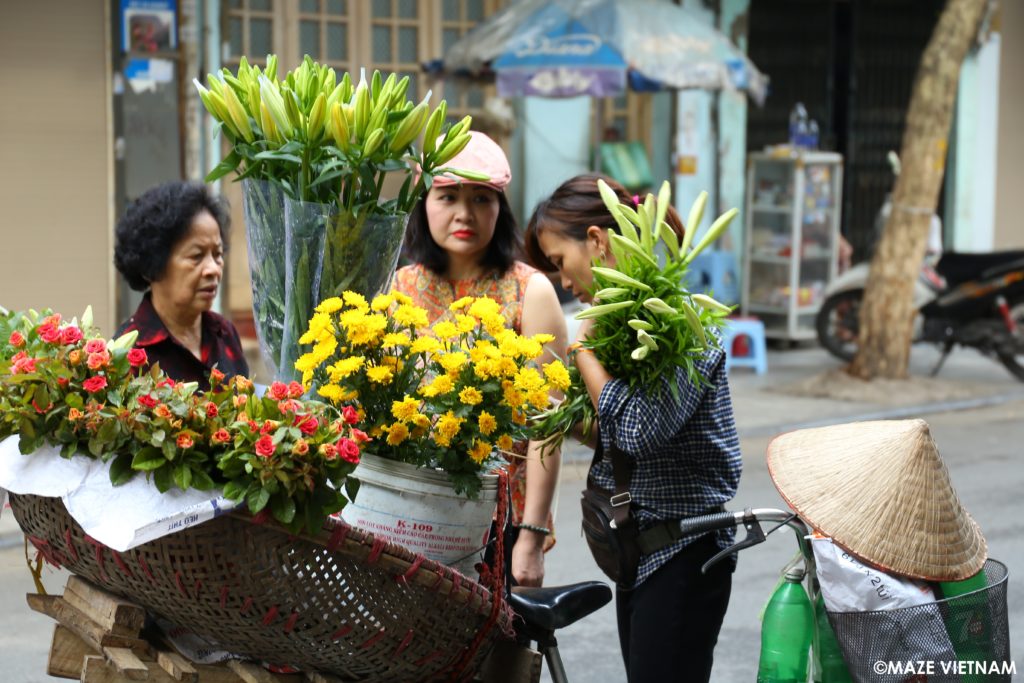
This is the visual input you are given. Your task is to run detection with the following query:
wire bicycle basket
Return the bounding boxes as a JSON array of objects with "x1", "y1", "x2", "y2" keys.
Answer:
[{"x1": 826, "y1": 559, "x2": 1011, "y2": 683}]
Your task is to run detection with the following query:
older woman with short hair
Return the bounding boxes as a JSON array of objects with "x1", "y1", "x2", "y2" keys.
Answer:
[{"x1": 114, "y1": 181, "x2": 248, "y2": 388}]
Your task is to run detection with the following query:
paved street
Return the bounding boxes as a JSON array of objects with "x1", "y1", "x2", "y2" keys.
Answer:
[{"x1": 0, "y1": 400, "x2": 1021, "y2": 681}]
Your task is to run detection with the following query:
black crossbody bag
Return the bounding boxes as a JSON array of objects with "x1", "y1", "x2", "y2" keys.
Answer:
[{"x1": 580, "y1": 435, "x2": 641, "y2": 588}]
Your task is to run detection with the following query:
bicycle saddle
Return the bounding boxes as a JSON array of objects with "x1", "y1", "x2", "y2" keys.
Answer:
[{"x1": 510, "y1": 581, "x2": 612, "y2": 632}]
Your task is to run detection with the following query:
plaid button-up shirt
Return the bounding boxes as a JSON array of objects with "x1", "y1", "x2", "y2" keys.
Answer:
[{"x1": 593, "y1": 340, "x2": 742, "y2": 587}]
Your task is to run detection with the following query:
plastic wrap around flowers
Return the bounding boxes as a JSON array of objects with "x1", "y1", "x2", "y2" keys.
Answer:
[
  {"x1": 0, "y1": 307, "x2": 365, "y2": 534},
  {"x1": 295, "y1": 291, "x2": 570, "y2": 497}
]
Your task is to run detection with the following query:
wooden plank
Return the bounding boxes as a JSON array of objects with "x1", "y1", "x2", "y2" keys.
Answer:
[
  {"x1": 102, "y1": 646, "x2": 150, "y2": 680},
  {"x1": 226, "y1": 661, "x2": 280, "y2": 683},
  {"x1": 155, "y1": 650, "x2": 198, "y2": 682},
  {"x1": 64, "y1": 575, "x2": 146, "y2": 637},
  {"x1": 46, "y1": 624, "x2": 96, "y2": 679},
  {"x1": 26, "y1": 594, "x2": 150, "y2": 656}
]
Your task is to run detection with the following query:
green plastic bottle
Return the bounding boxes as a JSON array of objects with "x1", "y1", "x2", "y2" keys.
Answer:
[
  {"x1": 936, "y1": 568, "x2": 990, "y2": 683},
  {"x1": 811, "y1": 593, "x2": 852, "y2": 682},
  {"x1": 758, "y1": 567, "x2": 813, "y2": 683}
]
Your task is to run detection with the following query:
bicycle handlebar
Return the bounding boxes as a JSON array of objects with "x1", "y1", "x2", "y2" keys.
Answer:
[{"x1": 678, "y1": 508, "x2": 803, "y2": 536}]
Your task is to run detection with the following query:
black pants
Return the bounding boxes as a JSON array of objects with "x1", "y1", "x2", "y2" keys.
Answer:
[{"x1": 616, "y1": 534, "x2": 734, "y2": 683}]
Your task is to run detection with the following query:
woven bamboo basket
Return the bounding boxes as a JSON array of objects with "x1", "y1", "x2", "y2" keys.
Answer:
[{"x1": 9, "y1": 492, "x2": 514, "y2": 682}]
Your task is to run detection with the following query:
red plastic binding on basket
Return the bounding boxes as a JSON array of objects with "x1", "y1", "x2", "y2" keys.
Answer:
[
  {"x1": 240, "y1": 596, "x2": 254, "y2": 614},
  {"x1": 136, "y1": 552, "x2": 156, "y2": 583},
  {"x1": 326, "y1": 524, "x2": 349, "y2": 552},
  {"x1": 28, "y1": 535, "x2": 63, "y2": 568},
  {"x1": 359, "y1": 628, "x2": 387, "y2": 649},
  {"x1": 367, "y1": 537, "x2": 386, "y2": 565},
  {"x1": 219, "y1": 585, "x2": 229, "y2": 609},
  {"x1": 330, "y1": 624, "x2": 352, "y2": 640},
  {"x1": 283, "y1": 610, "x2": 299, "y2": 634},
  {"x1": 84, "y1": 535, "x2": 108, "y2": 581},
  {"x1": 63, "y1": 528, "x2": 79, "y2": 562},
  {"x1": 261, "y1": 605, "x2": 279, "y2": 626},
  {"x1": 397, "y1": 555, "x2": 425, "y2": 584},
  {"x1": 112, "y1": 551, "x2": 135, "y2": 578},
  {"x1": 413, "y1": 649, "x2": 444, "y2": 667},
  {"x1": 174, "y1": 570, "x2": 189, "y2": 598},
  {"x1": 394, "y1": 628, "x2": 415, "y2": 656}
]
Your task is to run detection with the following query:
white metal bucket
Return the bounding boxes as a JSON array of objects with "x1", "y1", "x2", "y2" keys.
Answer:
[{"x1": 339, "y1": 453, "x2": 498, "y2": 576}]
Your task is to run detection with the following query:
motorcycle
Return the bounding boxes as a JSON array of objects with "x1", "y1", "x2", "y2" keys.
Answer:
[{"x1": 815, "y1": 249, "x2": 1024, "y2": 380}]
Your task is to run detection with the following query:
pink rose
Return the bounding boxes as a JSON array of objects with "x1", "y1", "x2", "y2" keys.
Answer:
[
  {"x1": 60, "y1": 326, "x2": 83, "y2": 345},
  {"x1": 276, "y1": 399, "x2": 301, "y2": 414},
  {"x1": 8, "y1": 331, "x2": 25, "y2": 348},
  {"x1": 205, "y1": 402, "x2": 219, "y2": 418},
  {"x1": 127, "y1": 348, "x2": 148, "y2": 367},
  {"x1": 209, "y1": 368, "x2": 225, "y2": 385},
  {"x1": 212, "y1": 428, "x2": 231, "y2": 444},
  {"x1": 87, "y1": 351, "x2": 111, "y2": 370},
  {"x1": 291, "y1": 439, "x2": 309, "y2": 456},
  {"x1": 11, "y1": 353, "x2": 37, "y2": 374},
  {"x1": 319, "y1": 443, "x2": 338, "y2": 460},
  {"x1": 137, "y1": 394, "x2": 157, "y2": 408},
  {"x1": 84, "y1": 339, "x2": 106, "y2": 354},
  {"x1": 341, "y1": 406, "x2": 359, "y2": 425},
  {"x1": 351, "y1": 428, "x2": 371, "y2": 444},
  {"x1": 37, "y1": 322, "x2": 61, "y2": 344},
  {"x1": 336, "y1": 438, "x2": 360, "y2": 464},
  {"x1": 287, "y1": 381, "x2": 304, "y2": 398},
  {"x1": 294, "y1": 414, "x2": 318, "y2": 436},
  {"x1": 82, "y1": 376, "x2": 108, "y2": 393},
  {"x1": 260, "y1": 420, "x2": 278, "y2": 435},
  {"x1": 269, "y1": 382, "x2": 289, "y2": 400},
  {"x1": 254, "y1": 435, "x2": 276, "y2": 458},
  {"x1": 176, "y1": 434, "x2": 194, "y2": 450}
]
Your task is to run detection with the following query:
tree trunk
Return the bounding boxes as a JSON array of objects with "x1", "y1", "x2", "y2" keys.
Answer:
[{"x1": 847, "y1": 0, "x2": 989, "y2": 380}]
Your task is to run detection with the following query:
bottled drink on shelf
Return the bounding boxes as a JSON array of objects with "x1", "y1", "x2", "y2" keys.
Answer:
[{"x1": 758, "y1": 567, "x2": 813, "y2": 683}]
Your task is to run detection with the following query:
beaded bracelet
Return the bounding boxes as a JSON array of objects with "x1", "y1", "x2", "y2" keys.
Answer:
[
  {"x1": 566, "y1": 342, "x2": 593, "y2": 361},
  {"x1": 516, "y1": 522, "x2": 552, "y2": 536}
]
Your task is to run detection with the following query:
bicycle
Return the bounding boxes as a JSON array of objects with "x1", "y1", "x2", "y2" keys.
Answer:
[{"x1": 677, "y1": 508, "x2": 1012, "y2": 683}]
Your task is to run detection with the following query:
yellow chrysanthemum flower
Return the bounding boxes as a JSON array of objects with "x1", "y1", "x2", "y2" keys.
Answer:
[
  {"x1": 315, "y1": 297, "x2": 344, "y2": 315},
  {"x1": 343, "y1": 291, "x2": 369, "y2": 310},
  {"x1": 339, "y1": 307, "x2": 367, "y2": 329},
  {"x1": 459, "y1": 386, "x2": 483, "y2": 406},
  {"x1": 433, "y1": 411, "x2": 464, "y2": 448},
  {"x1": 411, "y1": 413, "x2": 431, "y2": 430},
  {"x1": 382, "y1": 332, "x2": 411, "y2": 348},
  {"x1": 371, "y1": 293, "x2": 394, "y2": 311},
  {"x1": 438, "y1": 352, "x2": 468, "y2": 374},
  {"x1": 469, "y1": 439, "x2": 492, "y2": 464},
  {"x1": 473, "y1": 359, "x2": 499, "y2": 380},
  {"x1": 513, "y1": 367, "x2": 545, "y2": 392},
  {"x1": 528, "y1": 389, "x2": 550, "y2": 409},
  {"x1": 478, "y1": 411, "x2": 497, "y2": 436},
  {"x1": 366, "y1": 365, "x2": 394, "y2": 385},
  {"x1": 312, "y1": 336, "x2": 338, "y2": 365},
  {"x1": 317, "y1": 383, "x2": 345, "y2": 403},
  {"x1": 496, "y1": 434, "x2": 515, "y2": 451},
  {"x1": 502, "y1": 381, "x2": 527, "y2": 410},
  {"x1": 385, "y1": 421, "x2": 410, "y2": 446},
  {"x1": 299, "y1": 312, "x2": 335, "y2": 345},
  {"x1": 531, "y1": 333, "x2": 555, "y2": 346},
  {"x1": 348, "y1": 313, "x2": 388, "y2": 346},
  {"x1": 393, "y1": 303, "x2": 430, "y2": 328},
  {"x1": 449, "y1": 296, "x2": 474, "y2": 311},
  {"x1": 410, "y1": 336, "x2": 443, "y2": 355},
  {"x1": 497, "y1": 357, "x2": 519, "y2": 378},
  {"x1": 421, "y1": 374, "x2": 455, "y2": 397},
  {"x1": 482, "y1": 314, "x2": 507, "y2": 338},
  {"x1": 392, "y1": 291, "x2": 413, "y2": 306},
  {"x1": 328, "y1": 356, "x2": 365, "y2": 381},
  {"x1": 433, "y1": 321, "x2": 459, "y2": 340},
  {"x1": 519, "y1": 338, "x2": 544, "y2": 359},
  {"x1": 455, "y1": 314, "x2": 477, "y2": 333},
  {"x1": 468, "y1": 297, "x2": 501, "y2": 319},
  {"x1": 391, "y1": 396, "x2": 421, "y2": 422},
  {"x1": 543, "y1": 360, "x2": 571, "y2": 391},
  {"x1": 295, "y1": 352, "x2": 319, "y2": 374}
]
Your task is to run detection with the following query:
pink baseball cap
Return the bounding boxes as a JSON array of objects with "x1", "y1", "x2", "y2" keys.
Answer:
[{"x1": 431, "y1": 131, "x2": 512, "y2": 191}]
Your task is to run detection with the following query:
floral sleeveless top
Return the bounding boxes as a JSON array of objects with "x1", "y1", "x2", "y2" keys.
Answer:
[{"x1": 392, "y1": 261, "x2": 555, "y2": 549}]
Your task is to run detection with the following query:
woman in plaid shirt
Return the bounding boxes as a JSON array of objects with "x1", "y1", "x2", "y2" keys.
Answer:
[{"x1": 526, "y1": 174, "x2": 742, "y2": 683}]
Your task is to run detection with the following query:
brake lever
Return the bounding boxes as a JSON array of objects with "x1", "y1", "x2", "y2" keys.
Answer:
[{"x1": 701, "y1": 508, "x2": 765, "y2": 574}]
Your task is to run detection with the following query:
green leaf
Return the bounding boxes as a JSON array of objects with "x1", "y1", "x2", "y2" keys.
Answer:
[
  {"x1": 109, "y1": 453, "x2": 134, "y2": 485},
  {"x1": 131, "y1": 446, "x2": 166, "y2": 471},
  {"x1": 173, "y1": 463, "x2": 193, "y2": 491},
  {"x1": 247, "y1": 487, "x2": 270, "y2": 513},
  {"x1": 205, "y1": 150, "x2": 242, "y2": 183},
  {"x1": 191, "y1": 469, "x2": 216, "y2": 491},
  {"x1": 270, "y1": 494, "x2": 296, "y2": 524},
  {"x1": 344, "y1": 476, "x2": 360, "y2": 502},
  {"x1": 161, "y1": 439, "x2": 177, "y2": 461},
  {"x1": 150, "y1": 429, "x2": 165, "y2": 446},
  {"x1": 153, "y1": 464, "x2": 174, "y2": 493},
  {"x1": 222, "y1": 479, "x2": 247, "y2": 501}
]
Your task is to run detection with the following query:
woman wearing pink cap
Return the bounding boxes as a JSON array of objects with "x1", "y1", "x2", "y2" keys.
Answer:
[{"x1": 393, "y1": 131, "x2": 567, "y2": 587}]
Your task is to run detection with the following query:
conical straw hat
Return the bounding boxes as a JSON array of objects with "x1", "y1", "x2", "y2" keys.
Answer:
[{"x1": 766, "y1": 419, "x2": 986, "y2": 582}]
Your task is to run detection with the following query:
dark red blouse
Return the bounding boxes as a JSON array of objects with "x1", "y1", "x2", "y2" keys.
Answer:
[{"x1": 117, "y1": 294, "x2": 249, "y2": 390}]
